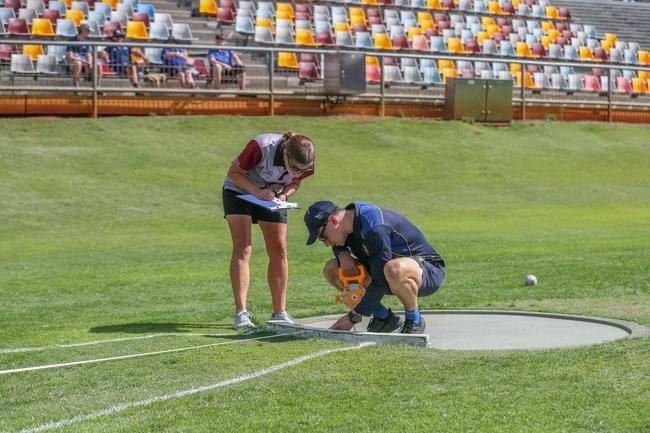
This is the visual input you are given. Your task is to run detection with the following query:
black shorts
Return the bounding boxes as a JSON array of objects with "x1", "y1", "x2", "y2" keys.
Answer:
[
  {"x1": 222, "y1": 187, "x2": 287, "y2": 224},
  {"x1": 414, "y1": 256, "x2": 445, "y2": 297}
]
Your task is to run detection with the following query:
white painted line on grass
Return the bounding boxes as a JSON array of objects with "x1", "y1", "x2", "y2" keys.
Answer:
[
  {"x1": 10, "y1": 342, "x2": 374, "y2": 433},
  {"x1": 0, "y1": 332, "x2": 299, "y2": 376},
  {"x1": 0, "y1": 332, "x2": 238, "y2": 354}
]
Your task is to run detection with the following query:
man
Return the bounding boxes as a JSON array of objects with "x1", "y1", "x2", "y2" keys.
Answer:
[
  {"x1": 101, "y1": 30, "x2": 148, "y2": 88},
  {"x1": 207, "y1": 32, "x2": 246, "y2": 90},
  {"x1": 66, "y1": 22, "x2": 101, "y2": 87},
  {"x1": 304, "y1": 201, "x2": 445, "y2": 334},
  {"x1": 161, "y1": 36, "x2": 195, "y2": 88}
]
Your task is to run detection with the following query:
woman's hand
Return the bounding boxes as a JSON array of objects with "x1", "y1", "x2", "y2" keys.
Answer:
[{"x1": 255, "y1": 188, "x2": 275, "y2": 201}]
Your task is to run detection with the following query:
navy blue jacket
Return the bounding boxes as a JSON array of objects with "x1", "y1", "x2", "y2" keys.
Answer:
[{"x1": 333, "y1": 202, "x2": 443, "y2": 316}]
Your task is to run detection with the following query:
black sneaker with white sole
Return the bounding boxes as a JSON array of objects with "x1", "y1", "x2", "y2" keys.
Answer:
[
  {"x1": 366, "y1": 309, "x2": 403, "y2": 333},
  {"x1": 399, "y1": 316, "x2": 427, "y2": 334}
]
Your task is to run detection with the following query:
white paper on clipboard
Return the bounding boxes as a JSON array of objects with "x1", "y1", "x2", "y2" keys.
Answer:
[{"x1": 238, "y1": 194, "x2": 299, "y2": 210}]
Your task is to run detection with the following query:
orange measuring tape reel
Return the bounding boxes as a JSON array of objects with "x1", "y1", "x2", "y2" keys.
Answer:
[{"x1": 335, "y1": 264, "x2": 367, "y2": 310}]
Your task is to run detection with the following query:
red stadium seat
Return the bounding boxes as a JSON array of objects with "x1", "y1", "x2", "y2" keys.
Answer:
[
  {"x1": 441, "y1": 0, "x2": 455, "y2": 10},
  {"x1": 7, "y1": 18, "x2": 30, "y2": 35},
  {"x1": 315, "y1": 31, "x2": 333, "y2": 45},
  {"x1": 464, "y1": 38, "x2": 480, "y2": 54},
  {"x1": 392, "y1": 34, "x2": 409, "y2": 49},
  {"x1": 594, "y1": 47, "x2": 607, "y2": 62},
  {"x1": 216, "y1": 7, "x2": 234, "y2": 24},
  {"x1": 558, "y1": 7, "x2": 571, "y2": 20},
  {"x1": 42, "y1": 9, "x2": 61, "y2": 24},
  {"x1": 616, "y1": 77, "x2": 632, "y2": 93},
  {"x1": 434, "y1": 13, "x2": 447, "y2": 23},
  {"x1": 4, "y1": 0, "x2": 21, "y2": 13},
  {"x1": 132, "y1": 12, "x2": 150, "y2": 28},
  {"x1": 295, "y1": 11, "x2": 310, "y2": 21},
  {"x1": 0, "y1": 44, "x2": 19, "y2": 62},
  {"x1": 299, "y1": 61, "x2": 319, "y2": 80},
  {"x1": 584, "y1": 75, "x2": 602, "y2": 92},
  {"x1": 366, "y1": 64, "x2": 381, "y2": 82},
  {"x1": 531, "y1": 43, "x2": 546, "y2": 57}
]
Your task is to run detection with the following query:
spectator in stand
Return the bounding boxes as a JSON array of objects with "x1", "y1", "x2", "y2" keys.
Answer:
[
  {"x1": 161, "y1": 36, "x2": 195, "y2": 88},
  {"x1": 66, "y1": 22, "x2": 102, "y2": 87},
  {"x1": 208, "y1": 32, "x2": 246, "y2": 90},
  {"x1": 100, "y1": 30, "x2": 149, "y2": 88}
]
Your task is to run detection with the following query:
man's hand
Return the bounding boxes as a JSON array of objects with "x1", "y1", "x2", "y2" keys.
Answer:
[
  {"x1": 338, "y1": 251, "x2": 359, "y2": 277},
  {"x1": 329, "y1": 314, "x2": 354, "y2": 331}
]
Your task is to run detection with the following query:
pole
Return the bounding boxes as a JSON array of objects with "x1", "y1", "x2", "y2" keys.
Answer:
[
  {"x1": 520, "y1": 62, "x2": 525, "y2": 121},
  {"x1": 268, "y1": 51, "x2": 275, "y2": 116},
  {"x1": 91, "y1": 45, "x2": 98, "y2": 119},
  {"x1": 379, "y1": 56, "x2": 385, "y2": 117},
  {"x1": 607, "y1": 68, "x2": 612, "y2": 123}
]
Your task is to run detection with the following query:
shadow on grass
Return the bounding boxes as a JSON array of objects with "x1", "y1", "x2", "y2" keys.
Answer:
[{"x1": 89, "y1": 322, "x2": 233, "y2": 334}]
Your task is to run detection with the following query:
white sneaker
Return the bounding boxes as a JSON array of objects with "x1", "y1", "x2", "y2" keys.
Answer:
[
  {"x1": 234, "y1": 311, "x2": 256, "y2": 330},
  {"x1": 270, "y1": 311, "x2": 296, "y2": 324}
]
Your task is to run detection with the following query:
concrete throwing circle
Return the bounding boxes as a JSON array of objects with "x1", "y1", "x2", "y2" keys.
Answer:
[{"x1": 293, "y1": 310, "x2": 649, "y2": 350}]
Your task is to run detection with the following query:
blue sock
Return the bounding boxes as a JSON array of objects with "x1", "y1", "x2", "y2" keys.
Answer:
[
  {"x1": 405, "y1": 307, "x2": 421, "y2": 324},
  {"x1": 372, "y1": 304, "x2": 390, "y2": 320}
]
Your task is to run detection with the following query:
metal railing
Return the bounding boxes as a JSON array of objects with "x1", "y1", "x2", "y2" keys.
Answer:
[{"x1": 2, "y1": 37, "x2": 650, "y2": 119}]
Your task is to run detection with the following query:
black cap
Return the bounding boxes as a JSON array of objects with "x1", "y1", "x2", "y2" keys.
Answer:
[{"x1": 304, "y1": 201, "x2": 337, "y2": 245}]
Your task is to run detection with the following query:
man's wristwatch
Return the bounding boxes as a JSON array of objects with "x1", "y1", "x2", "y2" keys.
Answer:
[{"x1": 347, "y1": 310, "x2": 362, "y2": 324}]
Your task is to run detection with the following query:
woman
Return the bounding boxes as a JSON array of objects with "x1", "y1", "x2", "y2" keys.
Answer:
[{"x1": 223, "y1": 132, "x2": 316, "y2": 330}]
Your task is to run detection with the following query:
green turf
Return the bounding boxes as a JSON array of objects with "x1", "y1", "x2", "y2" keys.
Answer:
[{"x1": 0, "y1": 116, "x2": 648, "y2": 433}]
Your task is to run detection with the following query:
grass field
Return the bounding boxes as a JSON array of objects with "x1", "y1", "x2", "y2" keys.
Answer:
[{"x1": 0, "y1": 116, "x2": 649, "y2": 433}]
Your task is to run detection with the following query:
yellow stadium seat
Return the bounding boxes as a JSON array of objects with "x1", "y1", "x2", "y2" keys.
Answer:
[
  {"x1": 31, "y1": 18, "x2": 56, "y2": 37},
  {"x1": 256, "y1": 17, "x2": 274, "y2": 34},
  {"x1": 407, "y1": 27, "x2": 421, "y2": 41},
  {"x1": 427, "y1": 0, "x2": 441, "y2": 8},
  {"x1": 199, "y1": 0, "x2": 217, "y2": 16},
  {"x1": 366, "y1": 56, "x2": 380, "y2": 67},
  {"x1": 350, "y1": 15, "x2": 367, "y2": 26},
  {"x1": 476, "y1": 31, "x2": 489, "y2": 46},
  {"x1": 278, "y1": 52, "x2": 298, "y2": 69},
  {"x1": 362, "y1": 0, "x2": 378, "y2": 4},
  {"x1": 600, "y1": 39, "x2": 613, "y2": 52},
  {"x1": 374, "y1": 32, "x2": 394, "y2": 49},
  {"x1": 486, "y1": 24, "x2": 500, "y2": 37},
  {"x1": 334, "y1": 22, "x2": 350, "y2": 33},
  {"x1": 638, "y1": 50, "x2": 650, "y2": 65},
  {"x1": 512, "y1": 0, "x2": 521, "y2": 8},
  {"x1": 516, "y1": 42, "x2": 532, "y2": 57},
  {"x1": 276, "y1": 10, "x2": 292, "y2": 20},
  {"x1": 102, "y1": 0, "x2": 118, "y2": 10},
  {"x1": 62, "y1": 0, "x2": 72, "y2": 7},
  {"x1": 481, "y1": 17, "x2": 496, "y2": 29},
  {"x1": 349, "y1": 7, "x2": 365, "y2": 18},
  {"x1": 638, "y1": 71, "x2": 649, "y2": 81},
  {"x1": 510, "y1": 63, "x2": 521, "y2": 75},
  {"x1": 126, "y1": 21, "x2": 149, "y2": 39},
  {"x1": 417, "y1": 12, "x2": 433, "y2": 26},
  {"x1": 632, "y1": 78, "x2": 647, "y2": 93},
  {"x1": 541, "y1": 21, "x2": 554, "y2": 34},
  {"x1": 439, "y1": 59, "x2": 455, "y2": 70},
  {"x1": 545, "y1": 6, "x2": 559, "y2": 19},
  {"x1": 276, "y1": 3, "x2": 294, "y2": 19},
  {"x1": 296, "y1": 28, "x2": 318, "y2": 46},
  {"x1": 65, "y1": 10, "x2": 84, "y2": 26},
  {"x1": 515, "y1": 71, "x2": 536, "y2": 88},
  {"x1": 540, "y1": 36, "x2": 551, "y2": 49},
  {"x1": 604, "y1": 33, "x2": 617, "y2": 45},
  {"x1": 488, "y1": 1, "x2": 502, "y2": 15},
  {"x1": 547, "y1": 29, "x2": 559, "y2": 43},
  {"x1": 420, "y1": 21, "x2": 435, "y2": 31},
  {"x1": 22, "y1": 44, "x2": 45, "y2": 61},
  {"x1": 441, "y1": 67, "x2": 459, "y2": 82},
  {"x1": 579, "y1": 46, "x2": 594, "y2": 61},
  {"x1": 447, "y1": 37, "x2": 464, "y2": 53}
]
